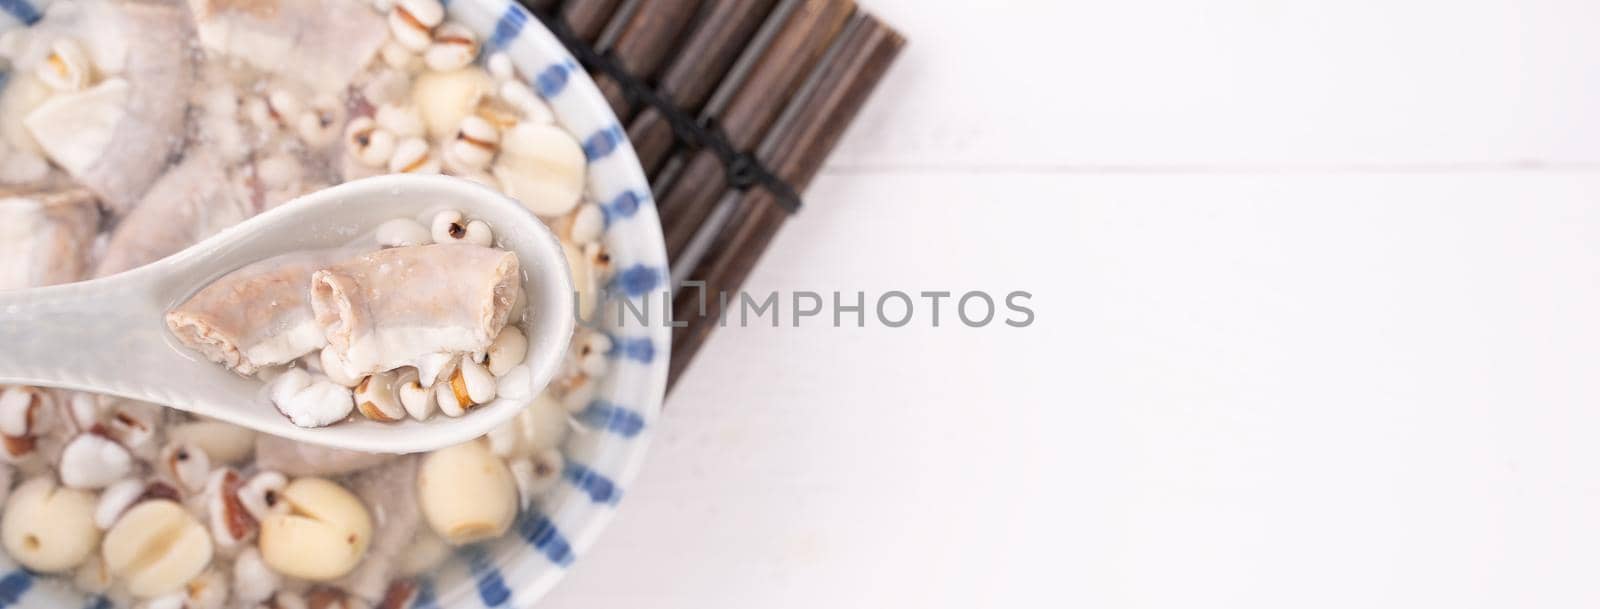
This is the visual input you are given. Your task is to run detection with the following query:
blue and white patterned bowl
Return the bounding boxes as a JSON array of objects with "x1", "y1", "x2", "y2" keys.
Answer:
[{"x1": 0, "y1": 1, "x2": 669, "y2": 607}]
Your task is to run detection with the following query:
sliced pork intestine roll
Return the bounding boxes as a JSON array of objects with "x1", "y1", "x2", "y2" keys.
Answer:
[
  {"x1": 187, "y1": 0, "x2": 386, "y2": 95},
  {"x1": 166, "y1": 250, "x2": 347, "y2": 375},
  {"x1": 0, "y1": 184, "x2": 99, "y2": 290},
  {"x1": 19, "y1": 0, "x2": 195, "y2": 215},
  {"x1": 95, "y1": 151, "x2": 254, "y2": 277},
  {"x1": 311, "y1": 244, "x2": 521, "y2": 375}
]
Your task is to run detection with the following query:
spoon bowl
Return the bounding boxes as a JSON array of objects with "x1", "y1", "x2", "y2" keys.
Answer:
[{"x1": 0, "y1": 174, "x2": 575, "y2": 453}]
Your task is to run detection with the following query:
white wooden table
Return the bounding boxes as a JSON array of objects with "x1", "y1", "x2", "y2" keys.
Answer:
[{"x1": 545, "y1": 1, "x2": 1600, "y2": 607}]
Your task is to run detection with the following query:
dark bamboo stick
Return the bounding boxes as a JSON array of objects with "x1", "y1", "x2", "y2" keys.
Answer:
[
  {"x1": 668, "y1": 13, "x2": 903, "y2": 386},
  {"x1": 592, "y1": 0, "x2": 705, "y2": 121},
  {"x1": 561, "y1": 0, "x2": 624, "y2": 44},
  {"x1": 655, "y1": 0, "x2": 856, "y2": 262},
  {"x1": 593, "y1": 0, "x2": 640, "y2": 48},
  {"x1": 648, "y1": 0, "x2": 797, "y2": 219},
  {"x1": 626, "y1": 0, "x2": 780, "y2": 175}
]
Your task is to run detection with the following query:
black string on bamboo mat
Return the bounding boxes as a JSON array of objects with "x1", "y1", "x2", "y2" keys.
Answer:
[{"x1": 528, "y1": 4, "x2": 805, "y2": 213}]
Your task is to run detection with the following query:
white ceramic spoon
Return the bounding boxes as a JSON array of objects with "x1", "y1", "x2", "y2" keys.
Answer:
[{"x1": 0, "y1": 175, "x2": 574, "y2": 454}]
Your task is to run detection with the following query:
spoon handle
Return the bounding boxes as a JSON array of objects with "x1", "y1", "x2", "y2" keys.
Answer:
[{"x1": 0, "y1": 272, "x2": 171, "y2": 395}]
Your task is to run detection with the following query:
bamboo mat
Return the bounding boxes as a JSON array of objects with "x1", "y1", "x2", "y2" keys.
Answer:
[{"x1": 524, "y1": 0, "x2": 905, "y2": 391}]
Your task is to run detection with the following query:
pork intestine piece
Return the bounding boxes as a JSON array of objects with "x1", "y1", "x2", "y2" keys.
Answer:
[
  {"x1": 187, "y1": 0, "x2": 387, "y2": 94},
  {"x1": 335, "y1": 455, "x2": 421, "y2": 602},
  {"x1": 20, "y1": 0, "x2": 194, "y2": 215},
  {"x1": 311, "y1": 244, "x2": 520, "y2": 375},
  {"x1": 253, "y1": 434, "x2": 394, "y2": 477},
  {"x1": 95, "y1": 151, "x2": 254, "y2": 277},
  {"x1": 166, "y1": 250, "x2": 345, "y2": 375},
  {"x1": 0, "y1": 184, "x2": 99, "y2": 290}
]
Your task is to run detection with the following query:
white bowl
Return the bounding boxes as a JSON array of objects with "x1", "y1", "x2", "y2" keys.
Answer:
[{"x1": 0, "y1": 1, "x2": 669, "y2": 607}]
